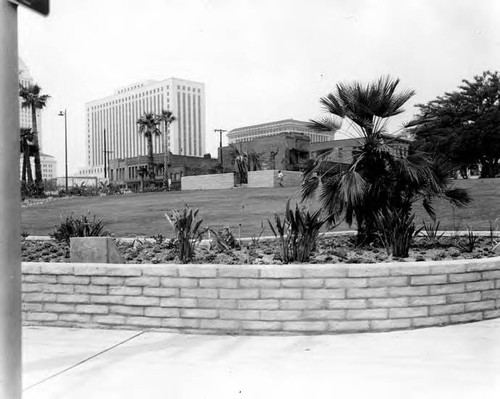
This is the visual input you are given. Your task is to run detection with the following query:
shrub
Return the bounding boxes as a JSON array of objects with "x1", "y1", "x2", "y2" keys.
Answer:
[
  {"x1": 455, "y1": 227, "x2": 478, "y2": 253},
  {"x1": 165, "y1": 206, "x2": 206, "y2": 263},
  {"x1": 52, "y1": 213, "x2": 109, "y2": 244},
  {"x1": 375, "y1": 209, "x2": 421, "y2": 258},
  {"x1": 421, "y1": 219, "x2": 444, "y2": 243},
  {"x1": 488, "y1": 218, "x2": 499, "y2": 245},
  {"x1": 268, "y1": 200, "x2": 325, "y2": 263},
  {"x1": 210, "y1": 226, "x2": 238, "y2": 252}
]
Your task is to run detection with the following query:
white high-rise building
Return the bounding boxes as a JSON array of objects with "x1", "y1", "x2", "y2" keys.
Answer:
[
  {"x1": 19, "y1": 58, "x2": 43, "y2": 151},
  {"x1": 84, "y1": 78, "x2": 206, "y2": 170}
]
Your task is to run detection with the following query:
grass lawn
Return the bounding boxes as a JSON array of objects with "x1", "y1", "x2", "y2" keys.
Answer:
[{"x1": 21, "y1": 178, "x2": 500, "y2": 238}]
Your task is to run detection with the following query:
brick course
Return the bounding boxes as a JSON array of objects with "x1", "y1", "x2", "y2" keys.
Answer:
[{"x1": 21, "y1": 257, "x2": 500, "y2": 335}]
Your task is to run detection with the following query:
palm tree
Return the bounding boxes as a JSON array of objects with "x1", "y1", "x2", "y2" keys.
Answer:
[
  {"x1": 137, "y1": 112, "x2": 161, "y2": 183},
  {"x1": 19, "y1": 83, "x2": 50, "y2": 195},
  {"x1": 302, "y1": 76, "x2": 470, "y2": 249},
  {"x1": 20, "y1": 128, "x2": 34, "y2": 184},
  {"x1": 159, "y1": 110, "x2": 176, "y2": 189}
]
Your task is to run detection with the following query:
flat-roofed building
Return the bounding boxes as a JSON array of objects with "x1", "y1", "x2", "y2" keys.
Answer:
[
  {"x1": 227, "y1": 118, "x2": 337, "y2": 145},
  {"x1": 84, "y1": 77, "x2": 206, "y2": 172},
  {"x1": 19, "y1": 153, "x2": 57, "y2": 180}
]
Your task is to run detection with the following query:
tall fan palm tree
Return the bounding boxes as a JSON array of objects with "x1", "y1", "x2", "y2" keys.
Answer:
[
  {"x1": 159, "y1": 110, "x2": 176, "y2": 189},
  {"x1": 137, "y1": 112, "x2": 161, "y2": 183},
  {"x1": 302, "y1": 76, "x2": 470, "y2": 248},
  {"x1": 19, "y1": 83, "x2": 50, "y2": 195},
  {"x1": 20, "y1": 127, "x2": 34, "y2": 184}
]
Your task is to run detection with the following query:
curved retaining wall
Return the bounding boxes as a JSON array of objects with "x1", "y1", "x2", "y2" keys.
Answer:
[{"x1": 22, "y1": 258, "x2": 500, "y2": 335}]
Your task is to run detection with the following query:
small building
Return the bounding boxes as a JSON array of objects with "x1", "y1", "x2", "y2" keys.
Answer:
[
  {"x1": 221, "y1": 132, "x2": 310, "y2": 172},
  {"x1": 109, "y1": 153, "x2": 219, "y2": 191}
]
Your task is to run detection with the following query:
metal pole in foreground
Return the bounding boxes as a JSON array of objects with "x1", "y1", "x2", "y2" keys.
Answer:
[
  {"x1": 214, "y1": 129, "x2": 226, "y2": 169},
  {"x1": 0, "y1": 1, "x2": 22, "y2": 398}
]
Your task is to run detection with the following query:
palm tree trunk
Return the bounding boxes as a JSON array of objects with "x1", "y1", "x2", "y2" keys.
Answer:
[
  {"x1": 163, "y1": 121, "x2": 170, "y2": 190},
  {"x1": 21, "y1": 142, "x2": 27, "y2": 183},
  {"x1": 31, "y1": 106, "x2": 43, "y2": 195},
  {"x1": 22, "y1": 141, "x2": 33, "y2": 184},
  {"x1": 147, "y1": 134, "x2": 155, "y2": 183}
]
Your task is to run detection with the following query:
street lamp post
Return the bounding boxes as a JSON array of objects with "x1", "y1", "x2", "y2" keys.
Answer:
[{"x1": 58, "y1": 109, "x2": 68, "y2": 193}]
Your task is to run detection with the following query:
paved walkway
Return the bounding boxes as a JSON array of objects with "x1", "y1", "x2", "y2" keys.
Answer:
[{"x1": 23, "y1": 319, "x2": 500, "y2": 399}]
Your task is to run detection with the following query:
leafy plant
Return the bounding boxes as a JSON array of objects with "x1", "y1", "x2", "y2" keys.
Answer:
[
  {"x1": 375, "y1": 209, "x2": 421, "y2": 258},
  {"x1": 52, "y1": 213, "x2": 109, "y2": 244},
  {"x1": 302, "y1": 76, "x2": 470, "y2": 246},
  {"x1": 455, "y1": 227, "x2": 478, "y2": 253},
  {"x1": 268, "y1": 200, "x2": 326, "y2": 263},
  {"x1": 165, "y1": 206, "x2": 206, "y2": 263},
  {"x1": 210, "y1": 226, "x2": 238, "y2": 252},
  {"x1": 421, "y1": 219, "x2": 444, "y2": 243}
]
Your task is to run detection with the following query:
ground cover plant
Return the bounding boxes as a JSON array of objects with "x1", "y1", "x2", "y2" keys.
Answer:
[{"x1": 21, "y1": 232, "x2": 499, "y2": 265}]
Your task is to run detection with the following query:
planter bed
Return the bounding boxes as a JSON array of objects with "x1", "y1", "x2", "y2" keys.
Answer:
[{"x1": 21, "y1": 234, "x2": 499, "y2": 265}]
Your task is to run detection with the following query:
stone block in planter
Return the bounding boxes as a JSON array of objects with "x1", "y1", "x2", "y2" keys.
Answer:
[{"x1": 70, "y1": 237, "x2": 124, "y2": 264}]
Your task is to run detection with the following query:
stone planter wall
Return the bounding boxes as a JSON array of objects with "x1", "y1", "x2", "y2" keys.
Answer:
[
  {"x1": 247, "y1": 170, "x2": 303, "y2": 188},
  {"x1": 181, "y1": 173, "x2": 234, "y2": 191},
  {"x1": 22, "y1": 258, "x2": 500, "y2": 335}
]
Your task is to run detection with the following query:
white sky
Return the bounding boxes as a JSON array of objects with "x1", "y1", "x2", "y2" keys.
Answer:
[{"x1": 18, "y1": 0, "x2": 500, "y2": 175}]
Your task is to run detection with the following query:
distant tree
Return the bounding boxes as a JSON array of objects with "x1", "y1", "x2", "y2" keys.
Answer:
[
  {"x1": 20, "y1": 127, "x2": 34, "y2": 184},
  {"x1": 159, "y1": 110, "x2": 176, "y2": 189},
  {"x1": 411, "y1": 70, "x2": 500, "y2": 178},
  {"x1": 19, "y1": 83, "x2": 50, "y2": 195},
  {"x1": 302, "y1": 76, "x2": 470, "y2": 249},
  {"x1": 247, "y1": 150, "x2": 263, "y2": 171},
  {"x1": 137, "y1": 112, "x2": 161, "y2": 182}
]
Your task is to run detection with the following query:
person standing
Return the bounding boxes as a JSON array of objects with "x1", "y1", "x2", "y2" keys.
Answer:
[{"x1": 277, "y1": 170, "x2": 284, "y2": 187}]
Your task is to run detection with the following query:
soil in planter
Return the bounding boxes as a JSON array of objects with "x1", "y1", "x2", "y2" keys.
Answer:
[{"x1": 21, "y1": 236, "x2": 499, "y2": 264}]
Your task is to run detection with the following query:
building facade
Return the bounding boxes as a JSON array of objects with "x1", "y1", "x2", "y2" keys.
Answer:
[
  {"x1": 109, "y1": 153, "x2": 219, "y2": 191},
  {"x1": 227, "y1": 119, "x2": 337, "y2": 145},
  {"x1": 222, "y1": 132, "x2": 310, "y2": 172},
  {"x1": 84, "y1": 78, "x2": 206, "y2": 172},
  {"x1": 309, "y1": 136, "x2": 411, "y2": 165},
  {"x1": 19, "y1": 153, "x2": 57, "y2": 180}
]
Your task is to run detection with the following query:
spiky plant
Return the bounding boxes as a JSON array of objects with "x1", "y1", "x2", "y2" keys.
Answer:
[
  {"x1": 268, "y1": 200, "x2": 326, "y2": 263},
  {"x1": 165, "y1": 206, "x2": 206, "y2": 263}
]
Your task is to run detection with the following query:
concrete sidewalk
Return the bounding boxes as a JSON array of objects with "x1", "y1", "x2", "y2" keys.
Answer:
[{"x1": 23, "y1": 319, "x2": 500, "y2": 399}]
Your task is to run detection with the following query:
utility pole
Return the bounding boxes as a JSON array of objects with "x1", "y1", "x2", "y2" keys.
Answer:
[
  {"x1": 58, "y1": 109, "x2": 68, "y2": 192},
  {"x1": 214, "y1": 129, "x2": 227, "y2": 169},
  {"x1": 103, "y1": 128, "x2": 107, "y2": 179}
]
